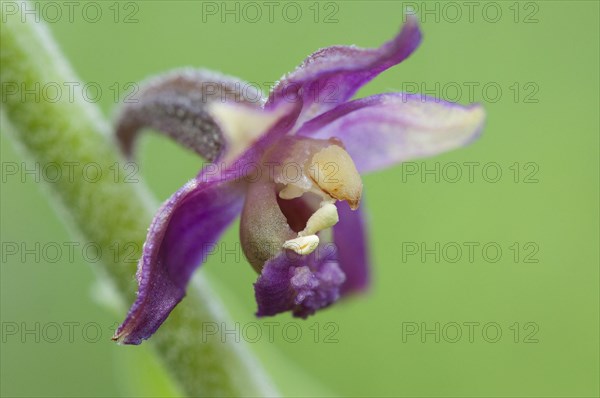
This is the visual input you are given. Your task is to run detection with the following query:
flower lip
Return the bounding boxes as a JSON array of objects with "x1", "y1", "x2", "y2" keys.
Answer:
[{"x1": 255, "y1": 245, "x2": 345, "y2": 318}]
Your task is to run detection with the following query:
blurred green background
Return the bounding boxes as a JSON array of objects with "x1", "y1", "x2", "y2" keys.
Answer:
[{"x1": 1, "y1": 1, "x2": 598, "y2": 396}]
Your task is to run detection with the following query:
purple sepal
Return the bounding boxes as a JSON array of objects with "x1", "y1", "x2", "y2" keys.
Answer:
[
  {"x1": 113, "y1": 177, "x2": 245, "y2": 344},
  {"x1": 266, "y1": 14, "x2": 421, "y2": 122},
  {"x1": 334, "y1": 200, "x2": 370, "y2": 295}
]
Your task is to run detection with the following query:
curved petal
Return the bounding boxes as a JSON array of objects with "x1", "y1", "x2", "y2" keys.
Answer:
[
  {"x1": 113, "y1": 176, "x2": 245, "y2": 345},
  {"x1": 334, "y1": 201, "x2": 370, "y2": 295},
  {"x1": 254, "y1": 245, "x2": 345, "y2": 318},
  {"x1": 266, "y1": 14, "x2": 421, "y2": 123},
  {"x1": 297, "y1": 93, "x2": 486, "y2": 174},
  {"x1": 114, "y1": 68, "x2": 263, "y2": 161}
]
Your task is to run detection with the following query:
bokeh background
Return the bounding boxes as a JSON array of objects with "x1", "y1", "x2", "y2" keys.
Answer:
[{"x1": 1, "y1": 1, "x2": 598, "y2": 396}]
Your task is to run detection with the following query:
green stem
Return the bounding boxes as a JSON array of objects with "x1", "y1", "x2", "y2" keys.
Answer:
[{"x1": 0, "y1": 7, "x2": 277, "y2": 398}]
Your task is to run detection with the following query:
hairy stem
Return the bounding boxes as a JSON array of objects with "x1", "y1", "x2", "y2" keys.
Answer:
[{"x1": 0, "y1": 7, "x2": 277, "y2": 398}]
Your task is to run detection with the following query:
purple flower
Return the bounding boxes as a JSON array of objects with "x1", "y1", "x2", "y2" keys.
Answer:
[{"x1": 112, "y1": 15, "x2": 485, "y2": 345}]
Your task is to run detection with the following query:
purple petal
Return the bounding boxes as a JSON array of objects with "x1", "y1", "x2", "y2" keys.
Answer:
[
  {"x1": 334, "y1": 201, "x2": 370, "y2": 295},
  {"x1": 255, "y1": 245, "x2": 345, "y2": 318},
  {"x1": 297, "y1": 93, "x2": 486, "y2": 173},
  {"x1": 113, "y1": 176, "x2": 245, "y2": 345},
  {"x1": 266, "y1": 14, "x2": 421, "y2": 122},
  {"x1": 115, "y1": 68, "x2": 262, "y2": 161}
]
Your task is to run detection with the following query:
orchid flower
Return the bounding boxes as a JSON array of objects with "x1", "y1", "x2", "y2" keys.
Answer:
[{"x1": 112, "y1": 15, "x2": 485, "y2": 345}]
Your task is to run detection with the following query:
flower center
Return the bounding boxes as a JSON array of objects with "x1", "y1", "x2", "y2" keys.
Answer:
[
  {"x1": 240, "y1": 137, "x2": 363, "y2": 272},
  {"x1": 268, "y1": 137, "x2": 362, "y2": 255}
]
